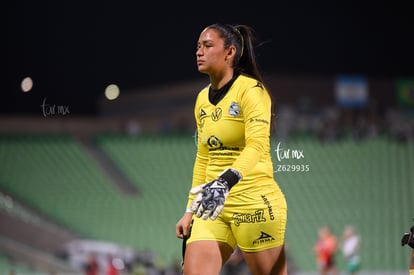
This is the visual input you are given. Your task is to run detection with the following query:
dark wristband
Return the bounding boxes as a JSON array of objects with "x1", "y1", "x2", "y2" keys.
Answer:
[{"x1": 219, "y1": 168, "x2": 242, "y2": 189}]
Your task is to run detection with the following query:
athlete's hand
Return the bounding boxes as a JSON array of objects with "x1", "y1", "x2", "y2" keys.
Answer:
[
  {"x1": 189, "y1": 168, "x2": 242, "y2": 221},
  {"x1": 175, "y1": 212, "x2": 193, "y2": 239},
  {"x1": 190, "y1": 178, "x2": 229, "y2": 220}
]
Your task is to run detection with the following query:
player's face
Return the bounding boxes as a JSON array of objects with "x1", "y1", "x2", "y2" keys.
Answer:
[{"x1": 196, "y1": 28, "x2": 228, "y2": 75}]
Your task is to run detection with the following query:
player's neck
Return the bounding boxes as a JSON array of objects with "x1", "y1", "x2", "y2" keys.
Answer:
[{"x1": 209, "y1": 70, "x2": 234, "y2": 90}]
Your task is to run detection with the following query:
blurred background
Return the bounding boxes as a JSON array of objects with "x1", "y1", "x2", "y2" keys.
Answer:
[{"x1": 3, "y1": 1, "x2": 414, "y2": 274}]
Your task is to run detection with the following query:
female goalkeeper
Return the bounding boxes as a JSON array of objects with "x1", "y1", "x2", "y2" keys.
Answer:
[{"x1": 175, "y1": 23, "x2": 288, "y2": 275}]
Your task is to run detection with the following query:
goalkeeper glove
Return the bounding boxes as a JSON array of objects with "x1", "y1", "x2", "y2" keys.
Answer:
[{"x1": 190, "y1": 168, "x2": 241, "y2": 220}]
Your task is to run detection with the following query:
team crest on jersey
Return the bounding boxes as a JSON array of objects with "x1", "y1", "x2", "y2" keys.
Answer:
[
  {"x1": 211, "y1": 107, "x2": 222, "y2": 121},
  {"x1": 229, "y1": 101, "x2": 240, "y2": 116}
]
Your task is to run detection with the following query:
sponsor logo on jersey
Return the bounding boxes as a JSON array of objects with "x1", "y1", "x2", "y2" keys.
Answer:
[
  {"x1": 233, "y1": 209, "x2": 266, "y2": 226},
  {"x1": 200, "y1": 108, "x2": 207, "y2": 119},
  {"x1": 261, "y1": 195, "x2": 275, "y2": 220},
  {"x1": 211, "y1": 107, "x2": 222, "y2": 121},
  {"x1": 255, "y1": 82, "x2": 263, "y2": 89},
  {"x1": 207, "y1": 136, "x2": 223, "y2": 148},
  {"x1": 249, "y1": 118, "x2": 269, "y2": 124},
  {"x1": 229, "y1": 101, "x2": 240, "y2": 116},
  {"x1": 253, "y1": 231, "x2": 275, "y2": 245}
]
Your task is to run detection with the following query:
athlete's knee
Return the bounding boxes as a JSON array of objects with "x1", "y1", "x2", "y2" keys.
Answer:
[
  {"x1": 243, "y1": 245, "x2": 287, "y2": 275},
  {"x1": 184, "y1": 241, "x2": 233, "y2": 275},
  {"x1": 272, "y1": 245, "x2": 287, "y2": 275}
]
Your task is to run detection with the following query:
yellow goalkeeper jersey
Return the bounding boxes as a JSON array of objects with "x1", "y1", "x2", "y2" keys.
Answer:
[{"x1": 187, "y1": 74, "x2": 277, "y2": 208}]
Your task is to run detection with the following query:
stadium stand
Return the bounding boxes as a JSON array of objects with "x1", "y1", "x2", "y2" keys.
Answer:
[
  {"x1": 0, "y1": 131, "x2": 413, "y2": 274},
  {"x1": 0, "y1": 73, "x2": 413, "y2": 274}
]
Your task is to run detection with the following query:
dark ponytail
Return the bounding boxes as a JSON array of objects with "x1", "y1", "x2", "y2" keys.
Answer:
[
  {"x1": 205, "y1": 23, "x2": 263, "y2": 83},
  {"x1": 205, "y1": 23, "x2": 276, "y2": 134}
]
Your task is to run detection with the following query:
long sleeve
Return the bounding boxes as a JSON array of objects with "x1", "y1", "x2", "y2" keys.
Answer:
[
  {"x1": 231, "y1": 84, "x2": 272, "y2": 178},
  {"x1": 186, "y1": 94, "x2": 209, "y2": 209}
]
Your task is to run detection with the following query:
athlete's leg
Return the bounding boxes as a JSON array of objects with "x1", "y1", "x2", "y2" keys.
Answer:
[
  {"x1": 242, "y1": 244, "x2": 287, "y2": 275},
  {"x1": 183, "y1": 240, "x2": 233, "y2": 275}
]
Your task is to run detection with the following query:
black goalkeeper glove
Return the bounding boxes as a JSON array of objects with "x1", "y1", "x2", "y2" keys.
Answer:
[{"x1": 190, "y1": 168, "x2": 241, "y2": 220}]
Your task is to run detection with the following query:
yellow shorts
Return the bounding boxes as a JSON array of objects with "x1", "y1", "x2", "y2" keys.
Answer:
[{"x1": 187, "y1": 180, "x2": 287, "y2": 252}]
